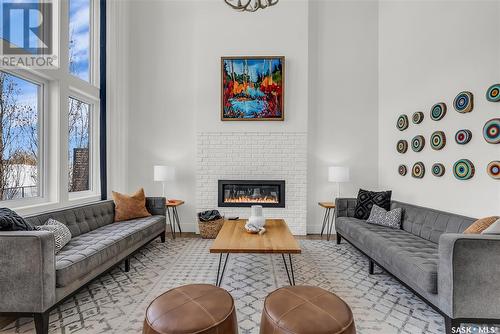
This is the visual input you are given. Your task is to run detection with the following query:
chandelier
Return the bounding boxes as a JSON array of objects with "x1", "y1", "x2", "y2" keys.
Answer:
[{"x1": 224, "y1": 0, "x2": 279, "y2": 12}]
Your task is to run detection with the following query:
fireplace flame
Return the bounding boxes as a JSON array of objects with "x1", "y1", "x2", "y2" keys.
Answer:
[{"x1": 224, "y1": 195, "x2": 278, "y2": 203}]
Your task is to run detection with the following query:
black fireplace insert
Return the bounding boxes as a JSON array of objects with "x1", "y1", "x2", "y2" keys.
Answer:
[{"x1": 218, "y1": 180, "x2": 285, "y2": 208}]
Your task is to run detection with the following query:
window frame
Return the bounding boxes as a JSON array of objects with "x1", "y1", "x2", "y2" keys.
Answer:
[
  {"x1": 0, "y1": 69, "x2": 48, "y2": 207},
  {"x1": 67, "y1": 92, "x2": 100, "y2": 201},
  {"x1": 2, "y1": 0, "x2": 102, "y2": 215}
]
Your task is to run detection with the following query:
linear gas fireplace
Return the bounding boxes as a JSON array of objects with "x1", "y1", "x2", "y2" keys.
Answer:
[{"x1": 218, "y1": 180, "x2": 285, "y2": 208}]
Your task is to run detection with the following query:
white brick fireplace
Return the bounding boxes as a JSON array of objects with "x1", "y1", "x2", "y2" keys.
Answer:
[{"x1": 196, "y1": 132, "x2": 307, "y2": 235}]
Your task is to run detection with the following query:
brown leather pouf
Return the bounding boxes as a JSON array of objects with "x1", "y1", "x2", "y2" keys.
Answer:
[
  {"x1": 260, "y1": 286, "x2": 355, "y2": 334},
  {"x1": 143, "y1": 284, "x2": 238, "y2": 334}
]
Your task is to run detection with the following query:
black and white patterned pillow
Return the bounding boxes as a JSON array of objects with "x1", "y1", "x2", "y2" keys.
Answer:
[
  {"x1": 366, "y1": 205, "x2": 402, "y2": 229},
  {"x1": 354, "y1": 189, "x2": 392, "y2": 220},
  {"x1": 35, "y1": 218, "x2": 72, "y2": 253}
]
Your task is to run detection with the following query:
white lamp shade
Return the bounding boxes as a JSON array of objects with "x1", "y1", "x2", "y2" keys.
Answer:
[
  {"x1": 154, "y1": 165, "x2": 175, "y2": 181},
  {"x1": 328, "y1": 166, "x2": 350, "y2": 183}
]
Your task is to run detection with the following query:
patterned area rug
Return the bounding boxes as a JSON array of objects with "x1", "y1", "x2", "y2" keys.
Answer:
[{"x1": 2, "y1": 237, "x2": 449, "y2": 334}]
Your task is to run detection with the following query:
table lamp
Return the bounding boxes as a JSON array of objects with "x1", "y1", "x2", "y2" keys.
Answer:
[
  {"x1": 328, "y1": 166, "x2": 350, "y2": 200},
  {"x1": 154, "y1": 165, "x2": 175, "y2": 198}
]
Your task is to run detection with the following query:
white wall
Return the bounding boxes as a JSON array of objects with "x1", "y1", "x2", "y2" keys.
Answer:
[
  {"x1": 307, "y1": 0, "x2": 379, "y2": 233},
  {"x1": 378, "y1": 0, "x2": 500, "y2": 217}
]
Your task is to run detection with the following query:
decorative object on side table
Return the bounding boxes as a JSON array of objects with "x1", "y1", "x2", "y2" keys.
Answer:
[
  {"x1": 483, "y1": 118, "x2": 500, "y2": 144},
  {"x1": 412, "y1": 162, "x2": 425, "y2": 179},
  {"x1": 166, "y1": 199, "x2": 184, "y2": 239},
  {"x1": 153, "y1": 165, "x2": 175, "y2": 197},
  {"x1": 396, "y1": 114, "x2": 409, "y2": 131},
  {"x1": 486, "y1": 161, "x2": 500, "y2": 179},
  {"x1": 430, "y1": 131, "x2": 446, "y2": 150},
  {"x1": 430, "y1": 102, "x2": 447, "y2": 121},
  {"x1": 486, "y1": 83, "x2": 500, "y2": 102},
  {"x1": 453, "y1": 91, "x2": 473, "y2": 113},
  {"x1": 396, "y1": 140, "x2": 408, "y2": 153},
  {"x1": 198, "y1": 210, "x2": 224, "y2": 239},
  {"x1": 318, "y1": 202, "x2": 336, "y2": 241},
  {"x1": 411, "y1": 135, "x2": 425, "y2": 152},
  {"x1": 453, "y1": 159, "x2": 475, "y2": 180},
  {"x1": 221, "y1": 56, "x2": 284, "y2": 121},
  {"x1": 328, "y1": 166, "x2": 350, "y2": 199},
  {"x1": 455, "y1": 129, "x2": 472, "y2": 145},
  {"x1": 412, "y1": 111, "x2": 424, "y2": 124},
  {"x1": 245, "y1": 205, "x2": 266, "y2": 234}
]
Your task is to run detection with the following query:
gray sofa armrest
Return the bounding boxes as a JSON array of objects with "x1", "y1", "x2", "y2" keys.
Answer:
[
  {"x1": 146, "y1": 197, "x2": 166, "y2": 216},
  {"x1": 438, "y1": 233, "x2": 500, "y2": 319},
  {"x1": 335, "y1": 198, "x2": 357, "y2": 218},
  {"x1": 0, "y1": 231, "x2": 56, "y2": 313}
]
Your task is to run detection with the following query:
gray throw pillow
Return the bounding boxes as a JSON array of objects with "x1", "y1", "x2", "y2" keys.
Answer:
[
  {"x1": 35, "y1": 218, "x2": 72, "y2": 253},
  {"x1": 366, "y1": 204, "x2": 402, "y2": 229},
  {"x1": 481, "y1": 218, "x2": 500, "y2": 235}
]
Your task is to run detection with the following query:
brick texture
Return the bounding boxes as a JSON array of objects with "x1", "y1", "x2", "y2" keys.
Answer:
[{"x1": 196, "y1": 132, "x2": 307, "y2": 235}]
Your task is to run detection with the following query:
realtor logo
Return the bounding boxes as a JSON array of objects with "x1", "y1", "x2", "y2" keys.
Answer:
[{"x1": 1, "y1": 1, "x2": 58, "y2": 68}]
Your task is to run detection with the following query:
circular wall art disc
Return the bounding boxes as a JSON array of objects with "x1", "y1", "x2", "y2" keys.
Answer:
[
  {"x1": 483, "y1": 118, "x2": 500, "y2": 144},
  {"x1": 412, "y1": 162, "x2": 425, "y2": 178},
  {"x1": 397, "y1": 114, "x2": 409, "y2": 131},
  {"x1": 398, "y1": 165, "x2": 408, "y2": 176},
  {"x1": 431, "y1": 163, "x2": 445, "y2": 177},
  {"x1": 396, "y1": 140, "x2": 408, "y2": 154},
  {"x1": 453, "y1": 91, "x2": 473, "y2": 113},
  {"x1": 455, "y1": 129, "x2": 472, "y2": 145},
  {"x1": 487, "y1": 161, "x2": 500, "y2": 179},
  {"x1": 411, "y1": 135, "x2": 425, "y2": 152},
  {"x1": 430, "y1": 131, "x2": 446, "y2": 150},
  {"x1": 486, "y1": 84, "x2": 500, "y2": 102},
  {"x1": 453, "y1": 159, "x2": 475, "y2": 180},
  {"x1": 412, "y1": 111, "x2": 424, "y2": 124},
  {"x1": 430, "y1": 102, "x2": 447, "y2": 121}
]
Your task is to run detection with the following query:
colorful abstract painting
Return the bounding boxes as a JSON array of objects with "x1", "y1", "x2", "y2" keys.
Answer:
[{"x1": 221, "y1": 57, "x2": 284, "y2": 121}]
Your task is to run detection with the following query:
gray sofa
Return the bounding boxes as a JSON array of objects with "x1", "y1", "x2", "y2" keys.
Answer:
[
  {"x1": 335, "y1": 198, "x2": 500, "y2": 334},
  {"x1": 0, "y1": 198, "x2": 166, "y2": 334}
]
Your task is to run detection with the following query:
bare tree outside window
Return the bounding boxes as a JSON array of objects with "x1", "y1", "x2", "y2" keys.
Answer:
[
  {"x1": 68, "y1": 97, "x2": 90, "y2": 192},
  {"x1": 0, "y1": 72, "x2": 39, "y2": 201}
]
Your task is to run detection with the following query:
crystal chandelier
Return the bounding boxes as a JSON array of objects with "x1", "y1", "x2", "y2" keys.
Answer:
[{"x1": 224, "y1": 0, "x2": 279, "y2": 12}]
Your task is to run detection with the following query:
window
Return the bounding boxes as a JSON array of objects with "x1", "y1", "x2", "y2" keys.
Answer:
[
  {"x1": 0, "y1": 71, "x2": 40, "y2": 200},
  {"x1": 69, "y1": 0, "x2": 91, "y2": 81},
  {"x1": 0, "y1": 0, "x2": 101, "y2": 212},
  {"x1": 68, "y1": 97, "x2": 90, "y2": 192}
]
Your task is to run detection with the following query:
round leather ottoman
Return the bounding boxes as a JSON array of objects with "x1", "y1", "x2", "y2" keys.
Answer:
[
  {"x1": 143, "y1": 284, "x2": 238, "y2": 334},
  {"x1": 260, "y1": 286, "x2": 355, "y2": 334}
]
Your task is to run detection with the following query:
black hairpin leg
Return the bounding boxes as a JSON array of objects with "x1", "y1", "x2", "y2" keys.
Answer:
[
  {"x1": 320, "y1": 208, "x2": 330, "y2": 237},
  {"x1": 282, "y1": 253, "x2": 296, "y2": 286},
  {"x1": 215, "y1": 253, "x2": 230, "y2": 287},
  {"x1": 166, "y1": 208, "x2": 175, "y2": 239},
  {"x1": 173, "y1": 207, "x2": 182, "y2": 237},
  {"x1": 327, "y1": 208, "x2": 336, "y2": 241}
]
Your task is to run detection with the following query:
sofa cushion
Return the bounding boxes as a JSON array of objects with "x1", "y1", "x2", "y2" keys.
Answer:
[
  {"x1": 391, "y1": 201, "x2": 475, "y2": 243},
  {"x1": 55, "y1": 215, "x2": 165, "y2": 287},
  {"x1": 354, "y1": 189, "x2": 392, "y2": 220},
  {"x1": 366, "y1": 205, "x2": 402, "y2": 229},
  {"x1": 25, "y1": 201, "x2": 115, "y2": 238},
  {"x1": 336, "y1": 217, "x2": 439, "y2": 294},
  {"x1": 112, "y1": 188, "x2": 151, "y2": 222}
]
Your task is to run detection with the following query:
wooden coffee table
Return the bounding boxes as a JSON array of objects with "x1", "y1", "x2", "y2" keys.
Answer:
[{"x1": 210, "y1": 219, "x2": 301, "y2": 287}]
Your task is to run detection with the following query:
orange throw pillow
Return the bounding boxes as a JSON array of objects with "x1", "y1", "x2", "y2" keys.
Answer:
[
  {"x1": 112, "y1": 188, "x2": 151, "y2": 222},
  {"x1": 463, "y1": 216, "x2": 500, "y2": 234}
]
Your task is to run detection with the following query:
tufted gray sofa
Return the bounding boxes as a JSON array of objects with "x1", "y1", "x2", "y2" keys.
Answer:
[
  {"x1": 335, "y1": 198, "x2": 500, "y2": 334},
  {"x1": 0, "y1": 198, "x2": 166, "y2": 334}
]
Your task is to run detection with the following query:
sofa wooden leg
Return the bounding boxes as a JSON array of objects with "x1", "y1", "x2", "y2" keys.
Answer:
[
  {"x1": 160, "y1": 231, "x2": 166, "y2": 243},
  {"x1": 368, "y1": 259, "x2": 374, "y2": 275},
  {"x1": 336, "y1": 234, "x2": 342, "y2": 245},
  {"x1": 124, "y1": 258, "x2": 130, "y2": 272},
  {"x1": 444, "y1": 316, "x2": 460, "y2": 334},
  {"x1": 34, "y1": 311, "x2": 49, "y2": 334}
]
